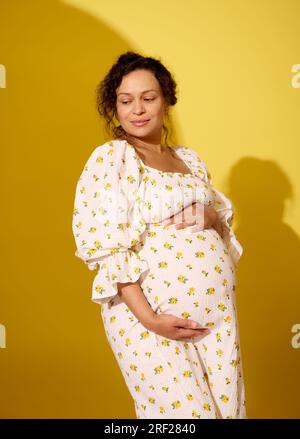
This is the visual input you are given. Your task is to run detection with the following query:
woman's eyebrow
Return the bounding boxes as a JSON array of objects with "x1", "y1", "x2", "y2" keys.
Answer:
[{"x1": 117, "y1": 89, "x2": 158, "y2": 95}]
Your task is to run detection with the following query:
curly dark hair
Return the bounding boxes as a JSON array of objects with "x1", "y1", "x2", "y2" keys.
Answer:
[{"x1": 95, "y1": 51, "x2": 178, "y2": 147}]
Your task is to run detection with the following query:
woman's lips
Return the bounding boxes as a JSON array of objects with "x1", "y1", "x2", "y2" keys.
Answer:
[{"x1": 131, "y1": 120, "x2": 150, "y2": 126}]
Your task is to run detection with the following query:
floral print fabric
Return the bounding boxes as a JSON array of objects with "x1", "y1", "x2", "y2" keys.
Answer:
[{"x1": 72, "y1": 139, "x2": 247, "y2": 418}]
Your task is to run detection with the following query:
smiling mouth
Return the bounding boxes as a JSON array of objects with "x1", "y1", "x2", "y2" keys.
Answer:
[{"x1": 131, "y1": 120, "x2": 150, "y2": 125}]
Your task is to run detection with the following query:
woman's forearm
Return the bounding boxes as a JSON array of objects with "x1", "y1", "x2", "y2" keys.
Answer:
[{"x1": 117, "y1": 281, "x2": 156, "y2": 330}]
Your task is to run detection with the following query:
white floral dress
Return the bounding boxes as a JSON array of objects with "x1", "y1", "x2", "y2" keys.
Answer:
[{"x1": 72, "y1": 138, "x2": 247, "y2": 419}]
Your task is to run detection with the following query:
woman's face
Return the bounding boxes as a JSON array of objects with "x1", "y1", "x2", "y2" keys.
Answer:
[{"x1": 115, "y1": 69, "x2": 168, "y2": 141}]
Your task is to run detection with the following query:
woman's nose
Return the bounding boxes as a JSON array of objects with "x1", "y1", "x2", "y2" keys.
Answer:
[{"x1": 133, "y1": 100, "x2": 145, "y2": 114}]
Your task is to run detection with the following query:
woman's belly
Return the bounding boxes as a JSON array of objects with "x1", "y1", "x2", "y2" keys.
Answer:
[{"x1": 137, "y1": 223, "x2": 237, "y2": 331}]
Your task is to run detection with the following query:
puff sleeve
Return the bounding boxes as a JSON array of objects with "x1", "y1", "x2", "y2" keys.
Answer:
[
  {"x1": 72, "y1": 140, "x2": 150, "y2": 305},
  {"x1": 201, "y1": 161, "x2": 243, "y2": 269}
]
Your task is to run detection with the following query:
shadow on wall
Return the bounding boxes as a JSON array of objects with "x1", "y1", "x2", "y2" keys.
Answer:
[
  {"x1": 0, "y1": 0, "x2": 180, "y2": 419},
  {"x1": 227, "y1": 156, "x2": 300, "y2": 419}
]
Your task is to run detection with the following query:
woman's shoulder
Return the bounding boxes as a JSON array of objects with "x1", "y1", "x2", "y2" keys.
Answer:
[{"x1": 83, "y1": 138, "x2": 141, "y2": 178}]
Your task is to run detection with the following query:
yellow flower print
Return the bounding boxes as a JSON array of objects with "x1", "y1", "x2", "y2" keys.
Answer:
[
  {"x1": 134, "y1": 385, "x2": 141, "y2": 392},
  {"x1": 196, "y1": 234, "x2": 206, "y2": 241},
  {"x1": 145, "y1": 201, "x2": 152, "y2": 210},
  {"x1": 151, "y1": 179, "x2": 157, "y2": 185},
  {"x1": 181, "y1": 312, "x2": 191, "y2": 319},
  {"x1": 175, "y1": 346, "x2": 181, "y2": 355},
  {"x1": 117, "y1": 352, "x2": 123, "y2": 359},
  {"x1": 173, "y1": 376, "x2": 179, "y2": 383},
  {"x1": 103, "y1": 182, "x2": 111, "y2": 190},
  {"x1": 183, "y1": 370, "x2": 192, "y2": 378},
  {"x1": 192, "y1": 410, "x2": 201, "y2": 418},
  {"x1": 163, "y1": 280, "x2": 171, "y2": 287},
  {"x1": 158, "y1": 261, "x2": 168, "y2": 268},
  {"x1": 96, "y1": 154, "x2": 104, "y2": 163},
  {"x1": 171, "y1": 400, "x2": 181, "y2": 409},
  {"x1": 202, "y1": 270, "x2": 209, "y2": 276},
  {"x1": 154, "y1": 365, "x2": 164, "y2": 374},
  {"x1": 94, "y1": 284, "x2": 105, "y2": 295},
  {"x1": 142, "y1": 176, "x2": 149, "y2": 183},
  {"x1": 185, "y1": 238, "x2": 193, "y2": 244},
  {"x1": 224, "y1": 315, "x2": 232, "y2": 323},
  {"x1": 133, "y1": 350, "x2": 138, "y2": 357},
  {"x1": 159, "y1": 406, "x2": 166, "y2": 414},
  {"x1": 87, "y1": 247, "x2": 98, "y2": 258},
  {"x1": 167, "y1": 361, "x2": 172, "y2": 369},
  {"x1": 165, "y1": 184, "x2": 173, "y2": 191},
  {"x1": 162, "y1": 386, "x2": 169, "y2": 393},
  {"x1": 110, "y1": 316, "x2": 116, "y2": 324},
  {"x1": 140, "y1": 330, "x2": 150, "y2": 340},
  {"x1": 163, "y1": 242, "x2": 173, "y2": 250},
  {"x1": 145, "y1": 352, "x2": 152, "y2": 358},
  {"x1": 154, "y1": 295, "x2": 159, "y2": 304},
  {"x1": 141, "y1": 404, "x2": 146, "y2": 411},
  {"x1": 148, "y1": 231, "x2": 157, "y2": 238},
  {"x1": 203, "y1": 403, "x2": 211, "y2": 411},
  {"x1": 206, "y1": 321, "x2": 215, "y2": 328},
  {"x1": 206, "y1": 287, "x2": 215, "y2": 295},
  {"x1": 161, "y1": 339, "x2": 171, "y2": 347},
  {"x1": 216, "y1": 333, "x2": 222, "y2": 342},
  {"x1": 205, "y1": 307, "x2": 211, "y2": 314},
  {"x1": 130, "y1": 364, "x2": 138, "y2": 372},
  {"x1": 210, "y1": 243, "x2": 216, "y2": 251},
  {"x1": 220, "y1": 394, "x2": 229, "y2": 403},
  {"x1": 226, "y1": 377, "x2": 231, "y2": 385},
  {"x1": 218, "y1": 302, "x2": 227, "y2": 312},
  {"x1": 217, "y1": 364, "x2": 222, "y2": 371},
  {"x1": 216, "y1": 349, "x2": 224, "y2": 357},
  {"x1": 127, "y1": 175, "x2": 137, "y2": 184},
  {"x1": 230, "y1": 358, "x2": 240, "y2": 368},
  {"x1": 207, "y1": 366, "x2": 213, "y2": 375},
  {"x1": 214, "y1": 265, "x2": 223, "y2": 274},
  {"x1": 149, "y1": 384, "x2": 155, "y2": 390},
  {"x1": 186, "y1": 264, "x2": 193, "y2": 270},
  {"x1": 176, "y1": 252, "x2": 183, "y2": 259},
  {"x1": 193, "y1": 301, "x2": 199, "y2": 307},
  {"x1": 195, "y1": 251, "x2": 205, "y2": 258},
  {"x1": 140, "y1": 373, "x2": 146, "y2": 381},
  {"x1": 186, "y1": 394, "x2": 194, "y2": 401},
  {"x1": 178, "y1": 275, "x2": 188, "y2": 284},
  {"x1": 125, "y1": 338, "x2": 131, "y2": 346},
  {"x1": 187, "y1": 288, "x2": 195, "y2": 296},
  {"x1": 148, "y1": 397, "x2": 156, "y2": 404}
]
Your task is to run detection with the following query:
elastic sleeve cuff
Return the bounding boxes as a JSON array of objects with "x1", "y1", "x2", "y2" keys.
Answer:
[
  {"x1": 91, "y1": 249, "x2": 150, "y2": 305},
  {"x1": 213, "y1": 189, "x2": 243, "y2": 269}
]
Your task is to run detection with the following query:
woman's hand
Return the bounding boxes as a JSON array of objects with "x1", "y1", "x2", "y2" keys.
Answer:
[
  {"x1": 146, "y1": 313, "x2": 210, "y2": 341},
  {"x1": 163, "y1": 202, "x2": 224, "y2": 237}
]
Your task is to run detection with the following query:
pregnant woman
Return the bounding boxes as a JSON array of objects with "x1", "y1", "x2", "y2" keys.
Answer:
[{"x1": 72, "y1": 51, "x2": 247, "y2": 419}]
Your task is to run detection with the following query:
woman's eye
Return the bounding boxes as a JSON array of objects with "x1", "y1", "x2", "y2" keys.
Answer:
[{"x1": 121, "y1": 98, "x2": 155, "y2": 104}]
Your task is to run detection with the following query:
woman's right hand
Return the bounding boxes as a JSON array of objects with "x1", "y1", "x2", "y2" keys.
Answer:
[{"x1": 147, "y1": 313, "x2": 210, "y2": 341}]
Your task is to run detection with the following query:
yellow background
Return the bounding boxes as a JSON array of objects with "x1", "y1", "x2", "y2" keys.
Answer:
[{"x1": 0, "y1": 0, "x2": 299, "y2": 418}]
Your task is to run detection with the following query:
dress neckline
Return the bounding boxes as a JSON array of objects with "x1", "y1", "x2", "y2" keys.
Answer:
[{"x1": 120, "y1": 139, "x2": 194, "y2": 176}]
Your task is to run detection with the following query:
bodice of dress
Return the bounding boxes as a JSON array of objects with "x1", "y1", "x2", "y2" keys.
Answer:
[{"x1": 132, "y1": 148, "x2": 216, "y2": 225}]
